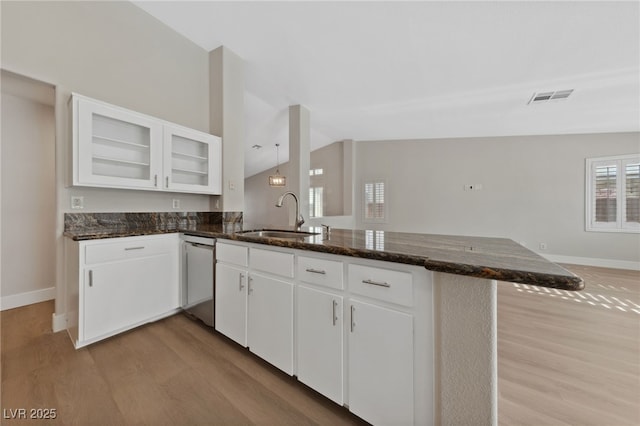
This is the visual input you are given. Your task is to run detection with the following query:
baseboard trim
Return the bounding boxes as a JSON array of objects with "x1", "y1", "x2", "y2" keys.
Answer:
[
  {"x1": 52, "y1": 312, "x2": 67, "y2": 333},
  {"x1": 541, "y1": 253, "x2": 640, "y2": 271},
  {"x1": 0, "y1": 286, "x2": 55, "y2": 311}
]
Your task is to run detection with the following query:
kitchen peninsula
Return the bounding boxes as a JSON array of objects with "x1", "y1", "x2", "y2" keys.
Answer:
[{"x1": 64, "y1": 212, "x2": 583, "y2": 426}]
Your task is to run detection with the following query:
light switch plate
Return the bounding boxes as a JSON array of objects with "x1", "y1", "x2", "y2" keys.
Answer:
[{"x1": 172, "y1": 199, "x2": 180, "y2": 209}]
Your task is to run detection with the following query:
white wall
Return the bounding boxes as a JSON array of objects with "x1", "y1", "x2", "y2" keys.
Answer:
[
  {"x1": 245, "y1": 163, "x2": 293, "y2": 228},
  {"x1": 1, "y1": 1, "x2": 213, "y2": 319},
  {"x1": 1, "y1": 89, "x2": 56, "y2": 308},
  {"x1": 244, "y1": 141, "x2": 350, "y2": 227},
  {"x1": 355, "y1": 132, "x2": 640, "y2": 266}
]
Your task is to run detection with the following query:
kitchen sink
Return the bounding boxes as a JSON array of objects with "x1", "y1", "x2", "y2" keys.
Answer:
[{"x1": 238, "y1": 230, "x2": 319, "y2": 240}]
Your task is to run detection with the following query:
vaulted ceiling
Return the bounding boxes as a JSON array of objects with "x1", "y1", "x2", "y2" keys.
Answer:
[{"x1": 133, "y1": 1, "x2": 640, "y2": 177}]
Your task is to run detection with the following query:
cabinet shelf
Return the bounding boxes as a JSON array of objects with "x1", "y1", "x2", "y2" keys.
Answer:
[
  {"x1": 172, "y1": 167, "x2": 208, "y2": 176},
  {"x1": 93, "y1": 155, "x2": 151, "y2": 167},
  {"x1": 93, "y1": 135, "x2": 150, "y2": 149},
  {"x1": 172, "y1": 151, "x2": 207, "y2": 161}
]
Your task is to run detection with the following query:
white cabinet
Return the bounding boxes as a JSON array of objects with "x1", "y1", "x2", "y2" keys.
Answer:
[
  {"x1": 348, "y1": 299, "x2": 414, "y2": 426},
  {"x1": 163, "y1": 124, "x2": 221, "y2": 194},
  {"x1": 347, "y1": 263, "x2": 418, "y2": 425},
  {"x1": 297, "y1": 285, "x2": 343, "y2": 404},
  {"x1": 247, "y1": 273, "x2": 294, "y2": 375},
  {"x1": 73, "y1": 95, "x2": 163, "y2": 190},
  {"x1": 215, "y1": 262, "x2": 248, "y2": 346},
  {"x1": 215, "y1": 242, "x2": 294, "y2": 375},
  {"x1": 71, "y1": 93, "x2": 221, "y2": 194},
  {"x1": 215, "y1": 242, "x2": 249, "y2": 346},
  {"x1": 65, "y1": 234, "x2": 180, "y2": 348},
  {"x1": 213, "y1": 241, "x2": 433, "y2": 425}
]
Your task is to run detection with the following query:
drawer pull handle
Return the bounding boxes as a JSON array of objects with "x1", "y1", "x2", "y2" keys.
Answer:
[
  {"x1": 332, "y1": 300, "x2": 338, "y2": 326},
  {"x1": 362, "y1": 279, "x2": 390, "y2": 288},
  {"x1": 124, "y1": 246, "x2": 145, "y2": 251},
  {"x1": 305, "y1": 268, "x2": 326, "y2": 275},
  {"x1": 350, "y1": 305, "x2": 355, "y2": 332}
]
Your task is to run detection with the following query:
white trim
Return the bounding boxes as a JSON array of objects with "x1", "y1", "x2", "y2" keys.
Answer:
[
  {"x1": 540, "y1": 253, "x2": 640, "y2": 271},
  {"x1": 0, "y1": 286, "x2": 55, "y2": 311},
  {"x1": 52, "y1": 312, "x2": 68, "y2": 333},
  {"x1": 585, "y1": 153, "x2": 640, "y2": 233}
]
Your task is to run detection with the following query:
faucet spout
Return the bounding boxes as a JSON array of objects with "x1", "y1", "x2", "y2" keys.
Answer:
[{"x1": 275, "y1": 191, "x2": 305, "y2": 231}]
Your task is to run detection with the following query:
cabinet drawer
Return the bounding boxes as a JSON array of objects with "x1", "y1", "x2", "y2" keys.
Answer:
[
  {"x1": 298, "y1": 256, "x2": 343, "y2": 290},
  {"x1": 348, "y1": 264, "x2": 413, "y2": 307},
  {"x1": 251, "y1": 248, "x2": 294, "y2": 278},
  {"x1": 84, "y1": 237, "x2": 172, "y2": 265},
  {"x1": 216, "y1": 242, "x2": 248, "y2": 267}
]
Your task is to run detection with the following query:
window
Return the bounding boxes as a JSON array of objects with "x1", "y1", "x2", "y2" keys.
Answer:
[
  {"x1": 309, "y1": 186, "x2": 323, "y2": 218},
  {"x1": 364, "y1": 180, "x2": 386, "y2": 222},
  {"x1": 586, "y1": 154, "x2": 640, "y2": 233}
]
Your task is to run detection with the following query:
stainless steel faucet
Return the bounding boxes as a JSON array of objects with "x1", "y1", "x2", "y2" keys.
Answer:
[{"x1": 276, "y1": 191, "x2": 305, "y2": 231}]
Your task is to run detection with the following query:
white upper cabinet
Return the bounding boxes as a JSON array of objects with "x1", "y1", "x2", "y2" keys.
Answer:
[
  {"x1": 163, "y1": 124, "x2": 221, "y2": 194},
  {"x1": 74, "y1": 96, "x2": 163, "y2": 190},
  {"x1": 71, "y1": 94, "x2": 221, "y2": 195}
]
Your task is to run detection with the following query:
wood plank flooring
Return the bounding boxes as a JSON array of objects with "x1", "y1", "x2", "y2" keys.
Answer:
[
  {"x1": 1, "y1": 302, "x2": 366, "y2": 425},
  {"x1": 498, "y1": 264, "x2": 640, "y2": 426},
  {"x1": 1, "y1": 264, "x2": 638, "y2": 425}
]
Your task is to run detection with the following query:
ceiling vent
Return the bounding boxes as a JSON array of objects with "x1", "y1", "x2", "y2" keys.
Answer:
[{"x1": 527, "y1": 89, "x2": 574, "y2": 105}]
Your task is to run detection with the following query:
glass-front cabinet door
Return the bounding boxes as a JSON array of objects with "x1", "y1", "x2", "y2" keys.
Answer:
[
  {"x1": 163, "y1": 124, "x2": 221, "y2": 195},
  {"x1": 74, "y1": 96, "x2": 163, "y2": 190}
]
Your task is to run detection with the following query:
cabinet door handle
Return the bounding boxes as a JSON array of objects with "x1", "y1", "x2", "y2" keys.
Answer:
[
  {"x1": 166, "y1": 176, "x2": 169, "y2": 188},
  {"x1": 124, "y1": 246, "x2": 145, "y2": 251},
  {"x1": 305, "y1": 268, "x2": 326, "y2": 275},
  {"x1": 332, "y1": 300, "x2": 338, "y2": 326},
  {"x1": 154, "y1": 174, "x2": 158, "y2": 187},
  {"x1": 88, "y1": 270, "x2": 93, "y2": 287},
  {"x1": 362, "y1": 279, "x2": 390, "y2": 288},
  {"x1": 248, "y1": 276, "x2": 253, "y2": 294},
  {"x1": 239, "y1": 273, "x2": 245, "y2": 291},
  {"x1": 350, "y1": 305, "x2": 355, "y2": 332}
]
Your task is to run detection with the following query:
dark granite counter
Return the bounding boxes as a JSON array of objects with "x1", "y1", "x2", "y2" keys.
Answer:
[{"x1": 64, "y1": 214, "x2": 583, "y2": 291}]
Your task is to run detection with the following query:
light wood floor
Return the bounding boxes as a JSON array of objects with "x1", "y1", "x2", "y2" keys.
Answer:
[
  {"x1": 1, "y1": 264, "x2": 638, "y2": 425},
  {"x1": 498, "y1": 264, "x2": 640, "y2": 426}
]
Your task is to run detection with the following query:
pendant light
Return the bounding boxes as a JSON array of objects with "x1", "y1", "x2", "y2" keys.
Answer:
[{"x1": 269, "y1": 143, "x2": 286, "y2": 187}]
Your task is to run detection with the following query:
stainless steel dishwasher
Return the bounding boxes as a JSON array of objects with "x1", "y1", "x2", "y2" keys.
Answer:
[{"x1": 182, "y1": 235, "x2": 215, "y2": 327}]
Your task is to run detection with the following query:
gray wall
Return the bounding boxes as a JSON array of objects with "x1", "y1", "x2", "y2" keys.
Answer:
[
  {"x1": 1, "y1": 88, "x2": 55, "y2": 303},
  {"x1": 244, "y1": 141, "x2": 346, "y2": 226},
  {"x1": 355, "y1": 132, "x2": 640, "y2": 265},
  {"x1": 1, "y1": 1, "x2": 213, "y2": 317}
]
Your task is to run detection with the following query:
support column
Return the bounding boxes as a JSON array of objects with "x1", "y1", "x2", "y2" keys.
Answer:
[
  {"x1": 433, "y1": 272, "x2": 498, "y2": 426},
  {"x1": 209, "y1": 46, "x2": 244, "y2": 212},
  {"x1": 288, "y1": 105, "x2": 310, "y2": 225}
]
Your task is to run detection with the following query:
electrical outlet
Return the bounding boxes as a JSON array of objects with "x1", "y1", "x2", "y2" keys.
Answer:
[
  {"x1": 172, "y1": 199, "x2": 180, "y2": 209},
  {"x1": 215, "y1": 199, "x2": 220, "y2": 209},
  {"x1": 229, "y1": 180, "x2": 236, "y2": 190},
  {"x1": 71, "y1": 196, "x2": 84, "y2": 209},
  {"x1": 539, "y1": 242, "x2": 547, "y2": 250}
]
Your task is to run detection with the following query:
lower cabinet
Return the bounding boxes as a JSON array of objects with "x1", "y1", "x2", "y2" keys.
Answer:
[
  {"x1": 215, "y1": 242, "x2": 294, "y2": 375},
  {"x1": 215, "y1": 262, "x2": 248, "y2": 346},
  {"x1": 247, "y1": 272, "x2": 294, "y2": 375},
  {"x1": 297, "y1": 285, "x2": 344, "y2": 404},
  {"x1": 213, "y1": 240, "x2": 432, "y2": 426},
  {"x1": 348, "y1": 299, "x2": 415, "y2": 426},
  {"x1": 66, "y1": 234, "x2": 180, "y2": 348}
]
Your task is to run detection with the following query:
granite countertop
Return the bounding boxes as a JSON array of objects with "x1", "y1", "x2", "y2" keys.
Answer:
[{"x1": 65, "y1": 223, "x2": 584, "y2": 291}]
